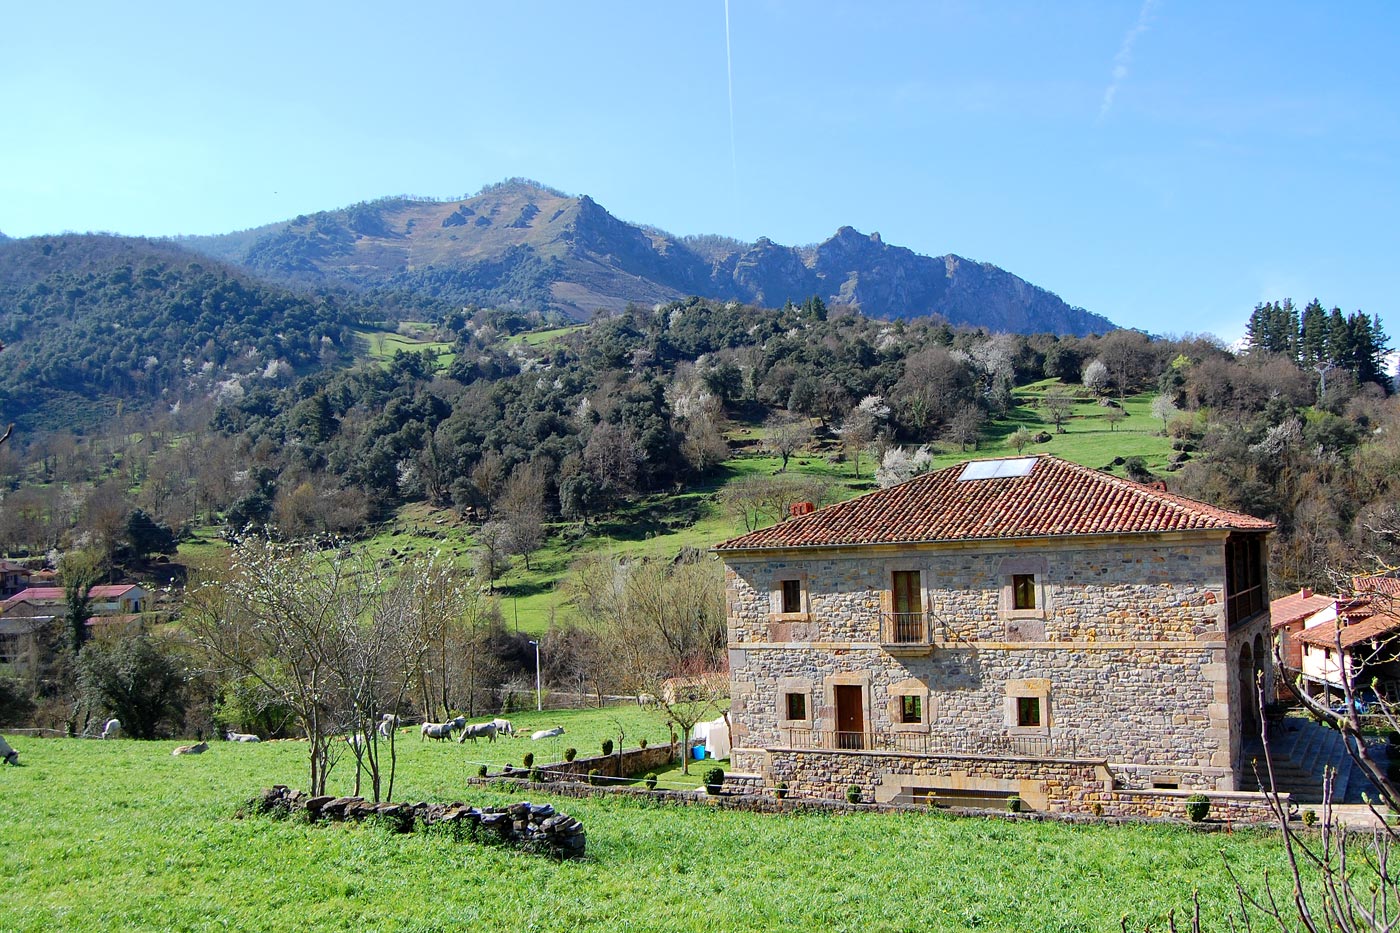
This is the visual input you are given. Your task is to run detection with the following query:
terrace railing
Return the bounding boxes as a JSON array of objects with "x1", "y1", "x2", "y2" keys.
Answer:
[
  {"x1": 879, "y1": 611, "x2": 973, "y2": 651},
  {"x1": 779, "y1": 727, "x2": 1080, "y2": 759}
]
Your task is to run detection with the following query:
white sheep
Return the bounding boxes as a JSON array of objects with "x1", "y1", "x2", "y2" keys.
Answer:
[
  {"x1": 530, "y1": 727, "x2": 565, "y2": 741},
  {"x1": 457, "y1": 722, "x2": 497, "y2": 744},
  {"x1": 490, "y1": 718, "x2": 515, "y2": 737},
  {"x1": 101, "y1": 718, "x2": 122, "y2": 739},
  {"x1": 172, "y1": 741, "x2": 209, "y2": 756},
  {"x1": 0, "y1": 734, "x2": 18, "y2": 766},
  {"x1": 378, "y1": 714, "x2": 401, "y2": 738},
  {"x1": 420, "y1": 721, "x2": 457, "y2": 741},
  {"x1": 225, "y1": 730, "x2": 260, "y2": 743}
]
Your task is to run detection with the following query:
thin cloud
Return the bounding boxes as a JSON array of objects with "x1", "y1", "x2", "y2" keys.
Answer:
[{"x1": 1099, "y1": 0, "x2": 1159, "y2": 122}]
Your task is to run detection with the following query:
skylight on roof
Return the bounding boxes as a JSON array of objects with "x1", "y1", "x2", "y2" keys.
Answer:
[{"x1": 957, "y1": 457, "x2": 1038, "y2": 481}]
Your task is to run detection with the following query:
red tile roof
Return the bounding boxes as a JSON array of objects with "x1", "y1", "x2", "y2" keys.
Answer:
[
  {"x1": 2, "y1": 584, "x2": 142, "y2": 609},
  {"x1": 714, "y1": 455, "x2": 1274, "y2": 551},
  {"x1": 1270, "y1": 590, "x2": 1336, "y2": 630},
  {"x1": 1297, "y1": 608, "x2": 1400, "y2": 649},
  {"x1": 1354, "y1": 576, "x2": 1400, "y2": 597}
]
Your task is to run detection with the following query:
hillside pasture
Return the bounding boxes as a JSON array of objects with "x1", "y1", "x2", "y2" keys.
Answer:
[{"x1": 0, "y1": 722, "x2": 1304, "y2": 933}]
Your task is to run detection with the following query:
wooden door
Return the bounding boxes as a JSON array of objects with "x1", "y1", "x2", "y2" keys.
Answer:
[{"x1": 835, "y1": 684, "x2": 864, "y2": 749}]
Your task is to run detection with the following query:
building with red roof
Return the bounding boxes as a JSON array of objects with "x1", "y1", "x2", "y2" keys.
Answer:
[{"x1": 716, "y1": 455, "x2": 1275, "y2": 816}]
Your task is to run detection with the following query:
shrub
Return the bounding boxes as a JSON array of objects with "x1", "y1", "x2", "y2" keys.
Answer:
[
  {"x1": 601, "y1": 739, "x2": 614, "y2": 756},
  {"x1": 522, "y1": 752, "x2": 534, "y2": 769},
  {"x1": 564, "y1": 747, "x2": 577, "y2": 762},
  {"x1": 529, "y1": 768, "x2": 545, "y2": 784},
  {"x1": 644, "y1": 772, "x2": 658, "y2": 790},
  {"x1": 639, "y1": 737, "x2": 648, "y2": 749},
  {"x1": 1091, "y1": 802, "x2": 1104, "y2": 817},
  {"x1": 704, "y1": 766, "x2": 725, "y2": 795},
  {"x1": 1302, "y1": 808, "x2": 1318, "y2": 826},
  {"x1": 1007, "y1": 795, "x2": 1022, "y2": 813},
  {"x1": 773, "y1": 781, "x2": 789, "y2": 800},
  {"x1": 588, "y1": 769, "x2": 600, "y2": 786},
  {"x1": 1185, "y1": 793, "x2": 1210, "y2": 822},
  {"x1": 476, "y1": 765, "x2": 488, "y2": 778},
  {"x1": 846, "y1": 784, "x2": 862, "y2": 805}
]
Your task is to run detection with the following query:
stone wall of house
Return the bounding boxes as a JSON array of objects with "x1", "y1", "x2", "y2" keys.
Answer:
[
  {"x1": 761, "y1": 748, "x2": 1279, "y2": 822},
  {"x1": 725, "y1": 534, "x2": 1246, "y2": 793}
]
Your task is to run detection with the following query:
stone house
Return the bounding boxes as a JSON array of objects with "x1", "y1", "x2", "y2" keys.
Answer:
[{"x1": 714, "y1": 455, "x2": 1275, "y2": 815}]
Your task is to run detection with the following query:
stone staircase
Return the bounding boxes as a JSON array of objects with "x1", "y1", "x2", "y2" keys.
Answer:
[
  {"x1": 720, "y1": 772, "x2": 768, "y2": 795},
  {"x1": 1238, "y1": 715, "x2": 1379, "y2": 804}
]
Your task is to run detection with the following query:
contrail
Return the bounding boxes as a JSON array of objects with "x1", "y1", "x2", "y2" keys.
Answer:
[
  {"x1": 1098, "y1": 0, "x2": 1158, "y2": 122},
  {"x1": 724, "y1": 0, "x2": 737, "y2": 188}
]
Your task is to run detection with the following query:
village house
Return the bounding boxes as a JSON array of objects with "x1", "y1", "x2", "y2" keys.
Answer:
[
  {"x1": 0, "y1": 584, "x2": 151, "y2": 679},
  {"x1": 1272, "y1": 577, "x2": 1400, "y2": 704},
  {"x1": 715, "y1": 455, "x2": 1275, "y2": 816}
]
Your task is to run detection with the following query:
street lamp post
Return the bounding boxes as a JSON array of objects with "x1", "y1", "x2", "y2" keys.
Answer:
[{"x1": 528, "y1": 639, "x2": 541, "y2": 712}]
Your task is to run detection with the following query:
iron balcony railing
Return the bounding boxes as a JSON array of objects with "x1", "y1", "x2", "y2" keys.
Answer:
[
  {"x1": 879, "y1": 611, "x2": 972, "y2": 647},
  {"x1": 780, "y1": 726, "x2": 1080, "y2": 759}
]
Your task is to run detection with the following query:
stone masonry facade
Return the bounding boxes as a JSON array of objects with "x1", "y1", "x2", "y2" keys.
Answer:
[{"x1": 725, "y1": 532, "x2": 1274, "y2": 812}]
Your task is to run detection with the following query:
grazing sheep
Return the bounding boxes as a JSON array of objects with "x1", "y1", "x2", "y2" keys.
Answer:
[
  {"x1": 636, "y1": 694, "x2": 657, "y2": 708},
  {"x1": 0, "y1": 734, "x2": 18, "y2": 766},
  {"x1": 101, "y1": 718, "x2": 122, "y2": 739},
  {"x1": 457, "y1": 722, "x2": 497, "y2": 744},
  {"x1": 530, "y1": 727, "x2": 565, "y2": 741},
  {"x1": 378, "y1": 714, "x2": 401, "y2": 738},
  {"x1": 420, "y1": 721, "x2": 456, "y2": 742},
  {"x1": 490, "y1": 718, "x2": 515, "y2": 737},
  {"x1": 225, "y1": 730, "x2": 260, "y2": 743},
  {"x1": 172, "y1": 741, "x2": 209, "y2": 756},
  {"x1": 346, "y1": 733, "x2": 366, "y2": 751}
]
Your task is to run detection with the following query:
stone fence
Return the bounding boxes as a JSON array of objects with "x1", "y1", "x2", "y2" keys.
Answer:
[
  {"x1": 489, "y1": 742, "x2": 681, "y2": 784},
  {"x1": 245, "y1": 785, "x2": 585, "y2": 858}
]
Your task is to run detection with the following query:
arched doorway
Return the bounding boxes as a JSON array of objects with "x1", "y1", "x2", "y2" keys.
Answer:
[{"x1": 1238, "y1": 642, "x2": 1260, "y2": 738}]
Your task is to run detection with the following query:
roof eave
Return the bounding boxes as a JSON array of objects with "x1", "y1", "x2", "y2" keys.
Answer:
[{"x1": 712, "y1": 525, "x2": 1255, "y2": 556}]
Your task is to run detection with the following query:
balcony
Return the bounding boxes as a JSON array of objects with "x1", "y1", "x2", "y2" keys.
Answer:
[
  {"x1": 879, "y1": 611, "x2": 969, "y2": 654},
  {"x1": 779, "y1": 726, "x2": 1081, "y2": 759}
]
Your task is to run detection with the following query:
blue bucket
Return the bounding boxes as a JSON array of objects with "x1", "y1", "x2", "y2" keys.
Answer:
[{"x1": 693, "y1": 744, "x2": 706, "y2": 760}]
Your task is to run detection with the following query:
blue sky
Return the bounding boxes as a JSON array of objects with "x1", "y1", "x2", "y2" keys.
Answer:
[{"x1": 2, "y1": 1, "x2": 1395, "y2": 340}]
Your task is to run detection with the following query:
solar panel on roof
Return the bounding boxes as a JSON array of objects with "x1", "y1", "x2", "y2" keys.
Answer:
[{"x1": 957, "y1": 457, "x2": 1038, "y2": 481}]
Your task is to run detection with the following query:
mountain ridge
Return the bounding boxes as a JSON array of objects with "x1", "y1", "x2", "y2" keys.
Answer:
[{"x1": 183, "y1": 181, "x2": 1115, "y2": 336}]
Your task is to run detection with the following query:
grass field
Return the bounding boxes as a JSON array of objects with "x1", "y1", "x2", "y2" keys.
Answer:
[
  {"x1": 352, "y1": 327, "x2": 456, "y2": 369},
  {"x1": 0, "y1": 706, "x2": 1303, "y2": 933}
]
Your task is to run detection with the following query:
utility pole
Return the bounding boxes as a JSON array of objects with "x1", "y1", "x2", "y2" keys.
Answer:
[{"x1": 528, "y1": 639, "x2": 541, "y2": 711}]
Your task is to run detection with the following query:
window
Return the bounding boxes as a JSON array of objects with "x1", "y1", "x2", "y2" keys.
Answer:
[
  {"x1": 785, "y1": 692, "x2": 807, "y2": 721},
  {"x1": 889, "y1": 570, "x2": 923, "y2": 642},
  {"x1": 1225, "y1": 534, "x2": 1267, "y2": 628},
  {"x1": 1016, "y1": 696, "x2": 1042, "y2": 728},
  {"x1": 900, "y1": 695, "x2": 922, "y2": 724},
  {"x1": 1012, "y1": 574, "x2": 1037, "y2": 611},
  {"x1": 780, "y1": 578, "x2": 802, "y2": 614}
]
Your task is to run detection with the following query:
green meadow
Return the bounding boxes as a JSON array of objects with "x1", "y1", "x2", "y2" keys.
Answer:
[{"x1": 1, "y1": 707, "x2": 1298, "y2": 933}]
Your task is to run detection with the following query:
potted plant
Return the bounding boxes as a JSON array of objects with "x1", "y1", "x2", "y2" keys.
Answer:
[
  {"x1": 704, "y1": 766, "x2": 725, "y2": 795},
  {"x1": 773, "y1": 781, "x2": 789, "y2": 800}
]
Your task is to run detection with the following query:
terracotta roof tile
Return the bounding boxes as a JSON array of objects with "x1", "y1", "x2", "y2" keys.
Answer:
[
  {"x1": 1297, "y1": 608, "x2": 1400, "y2": 649},
  {"x1": 1270, "y1": 590, "x2": 1337, "y2": 630},
  {"x1": 714, "y1": 455, "x2": 1274, "y2": 551}
]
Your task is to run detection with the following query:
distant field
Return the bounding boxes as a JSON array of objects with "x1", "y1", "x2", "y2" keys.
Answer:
[
  {"x1": 0, "y1": 716, "x2": 1302, "y2": 932},
  {"x1": 505, "y1": 324, "x2": 586, "y2": 347},
  {"x1": 352, "y1": 327, "x2": 456, "y2": 368}
]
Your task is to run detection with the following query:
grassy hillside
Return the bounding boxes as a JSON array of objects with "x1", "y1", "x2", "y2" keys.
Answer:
[{"x1": 0, "y1": 725, "x2": 1297, "y2": 932}]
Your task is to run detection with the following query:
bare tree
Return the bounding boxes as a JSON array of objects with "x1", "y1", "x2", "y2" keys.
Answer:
[
  {"x1": 945, "y1": 403, "x2": 986, "y2": 452},
  {"x1": 496, "y1": 463, "x2": 547, "y2": 571},
  {"x1": 474, "y1": 521, "x2": 514, "y2": 592},
  {"x1": 1102, "y1": 405, "x2": 1127, "y2": 432},
  {"x1": 567, "y1": 555, "x2": 727, "y2": 773},
  {"x1": 764, "y1": 414, "x2": 813, "y2": 473},
  {"x1": 720, "y1": 473, "x2": 831, "y2": 533},
  {"x1": 184, "y1": 536, "x2": 390, "y2": 797},
  {"x1": 1041, "y1": 386, "x2": 1076, "y2": 434}
]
